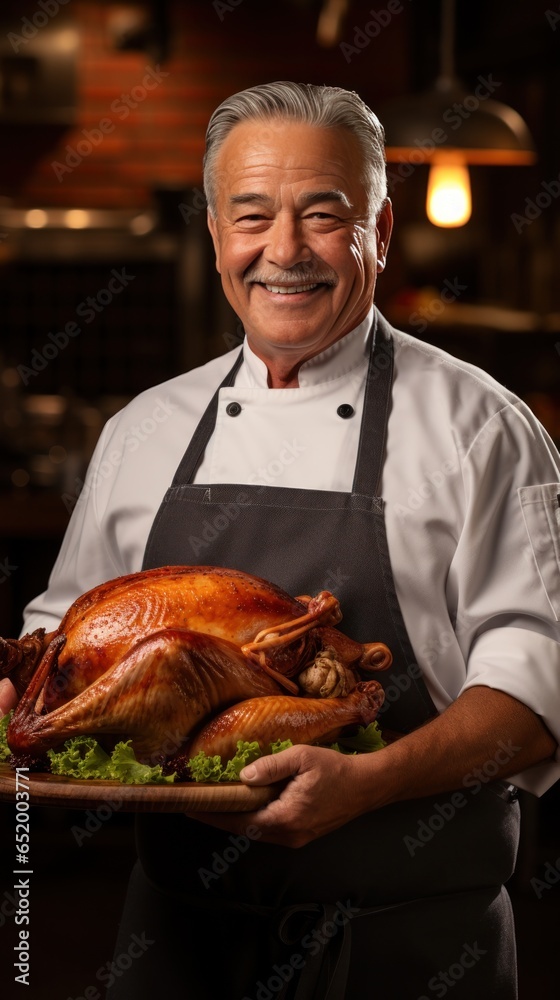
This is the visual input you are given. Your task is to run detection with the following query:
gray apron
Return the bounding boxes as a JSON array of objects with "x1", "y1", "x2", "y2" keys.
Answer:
[{"x1": 107, "y1": 310, "x2": 520, "y2": 999}]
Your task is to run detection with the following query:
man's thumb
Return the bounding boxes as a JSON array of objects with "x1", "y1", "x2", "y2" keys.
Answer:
[{"x1": 240, "y1": 746, "x2": 300, "y2": 785}]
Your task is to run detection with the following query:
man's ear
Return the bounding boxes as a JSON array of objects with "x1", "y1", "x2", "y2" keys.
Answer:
[
  {"x1": 375, "y1": 199, "x2": 393, "y2": 273},
  {"x1": 207, "y1": 210, "x2": 222, "y2": 273}
]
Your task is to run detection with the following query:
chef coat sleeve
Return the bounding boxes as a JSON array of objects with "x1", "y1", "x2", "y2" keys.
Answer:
[
  {"x1": 452, "y1": 398, "x2": 560, "y2": 795},
  {"x1": 20, "y1": 418, "x2": 126, "y2": 635}
]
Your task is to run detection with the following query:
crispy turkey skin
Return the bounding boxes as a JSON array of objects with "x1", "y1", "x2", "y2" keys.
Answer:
[{"x1": 2, "y1": 567, "x2": 389, "y2": 769}]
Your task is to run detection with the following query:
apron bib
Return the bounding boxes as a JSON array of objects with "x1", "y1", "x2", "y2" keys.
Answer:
[{"x1": 108, "y1": 311, "x2": 519, "y2": 1000}]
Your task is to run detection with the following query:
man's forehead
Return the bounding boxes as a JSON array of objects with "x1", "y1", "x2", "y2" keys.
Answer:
[{"x1": 214, "y1": 118, "x2": 366, "y2": 194}]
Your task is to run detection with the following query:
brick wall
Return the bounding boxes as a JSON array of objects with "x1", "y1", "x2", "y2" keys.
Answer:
[{"x1": 5, "y1": 0, "x2": 409, "y2": 209}]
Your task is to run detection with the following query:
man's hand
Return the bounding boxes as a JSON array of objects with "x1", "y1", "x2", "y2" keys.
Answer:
[
  {"x1": 0, "y1": 678, "x2": 17, "y2": 716},
  {"x1": 186, "y1": 743, "x2": 378, "y2": 847},
  {"x1": 187, "y1": 685, "x2": 557, "y2": 847}
]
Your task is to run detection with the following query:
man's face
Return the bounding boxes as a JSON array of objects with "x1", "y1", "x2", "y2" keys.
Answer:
[{"x1": 207, "y1": 118, "x2": 392, "y2": 367}]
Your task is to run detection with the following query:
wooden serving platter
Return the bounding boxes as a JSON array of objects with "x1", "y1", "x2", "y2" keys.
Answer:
[{"x1": 0, "y1": 763, "x2": 277, "y2": 812}]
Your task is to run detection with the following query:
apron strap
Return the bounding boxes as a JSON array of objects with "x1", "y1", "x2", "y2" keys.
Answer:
[
  {"x1": 276, "y1": 902, "x2": 351, "y2": 1000},
  {"x1": 172, "y1": 347, "x2": 244, "y2": 486},
  {"x1": 352, "y1": 309, "x2": 394, "y2": 498},
  {"x1": 275, "y1": 897, "x2": 428, "y2": 1000}
]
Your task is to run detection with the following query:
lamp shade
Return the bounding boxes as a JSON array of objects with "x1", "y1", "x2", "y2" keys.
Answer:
[{"x1": 381, "y1": 78, "x2": 536, "y2": 166}]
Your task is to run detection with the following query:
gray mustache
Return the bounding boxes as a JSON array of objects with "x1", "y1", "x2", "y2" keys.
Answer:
[{"x1": 245, "y1": 265, "x2": 338, "y2": 286}]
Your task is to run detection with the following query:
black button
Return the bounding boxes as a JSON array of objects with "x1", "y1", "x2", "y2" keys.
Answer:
[
  {"x1": 226, "y1": 402, "x2": 242, "y2": 417},
  {"x1": 337, "y1": 404, "x2": 354, "y2": 419}
]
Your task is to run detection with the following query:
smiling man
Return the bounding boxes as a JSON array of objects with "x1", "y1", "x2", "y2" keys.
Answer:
[
  {"x1": 5, "y1": 82, "x2": 560, "y2": 999},
  {"x1": 206, "y1": 116, "x2": 392, "y2": 385}
]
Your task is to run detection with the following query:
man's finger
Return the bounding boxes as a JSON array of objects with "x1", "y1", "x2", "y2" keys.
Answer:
[
  {"x1": 240, "y1": 746, "x2": 307, "y2": 785},
  {"x1": 0, "y1": 678, "x2": 17, "y2": 716}
]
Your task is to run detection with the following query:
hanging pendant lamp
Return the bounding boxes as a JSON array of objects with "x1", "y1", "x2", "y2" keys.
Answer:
[{"x1": 381, "y1": 0, "x2": 536, "y2": 227}]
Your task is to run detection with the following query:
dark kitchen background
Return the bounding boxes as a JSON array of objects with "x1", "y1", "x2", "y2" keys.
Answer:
[{"x1": 0, "y1": 0, "x2": 559, "y2": 997}]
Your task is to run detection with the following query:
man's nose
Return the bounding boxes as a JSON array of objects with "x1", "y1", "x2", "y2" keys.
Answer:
[{"x1": 264, "y1": 214, "x2": 311, "y2": 269}]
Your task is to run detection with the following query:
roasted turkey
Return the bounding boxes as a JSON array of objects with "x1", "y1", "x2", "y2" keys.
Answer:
[{"x1": 1, "y1": 566, "x2": 391, "y2": 773}]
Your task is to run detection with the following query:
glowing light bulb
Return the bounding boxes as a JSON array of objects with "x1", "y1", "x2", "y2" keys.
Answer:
[
  {"x1": 64, "y1": 209, "x2": 90, "y2": 229},
  {"x1": 426, "y1": 162, "x2": 472, "y2": 227},
  {"x1": 25, "y1": 209, "x2": 48, "y2": 228}
]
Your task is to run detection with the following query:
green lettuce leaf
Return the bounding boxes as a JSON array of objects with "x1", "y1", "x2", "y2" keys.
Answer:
[
  {"x1": 0, "y1": 710, "x2": 14, "y2": 762},
  {"x1": 188, "y1": 740, "x2": 262, "y2": 783},
  {"x1": 270, "y1": 738, "x2": 294, "y2": 754},
  {"x1": 331, "y1": 721, "x2": 387, "y2": 754},
  {"x1": 47, "y1": 735, "x2": 112, "y2": 778},
  {"x1": 187, "y1": 750, "x2": 224, "y2": 783},
  {"x1": 47, "y1": 736, "x2": 175, "y2": 784},
  {"x1": 108, "y1": 741, "x2": 175, "y2": 785},
  {"x1": 220, "y1": 741, "x2": 262, "y2": 782}
]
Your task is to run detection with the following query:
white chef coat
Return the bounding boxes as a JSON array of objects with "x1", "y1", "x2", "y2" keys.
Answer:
[{"x1": 22, "y1": 308, "x2": 560, "y2": 795}]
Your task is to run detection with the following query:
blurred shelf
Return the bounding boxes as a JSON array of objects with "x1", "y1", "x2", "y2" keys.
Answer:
[
  {"x1": 386, "y1": 300, "x2": 560, "y2": 334},
  {"x1": 0, "y1": 491, "x2": 69, "y2": 538}
]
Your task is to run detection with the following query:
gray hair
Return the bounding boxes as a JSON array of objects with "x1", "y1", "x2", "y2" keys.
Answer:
[{"x1": 203, "y1": 81, "x2": 387, "y2": 220}]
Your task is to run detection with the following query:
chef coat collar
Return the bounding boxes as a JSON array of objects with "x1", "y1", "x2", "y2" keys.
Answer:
[{"x1": 239, "y1": 307, "x2": 374, "y2": 389}]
